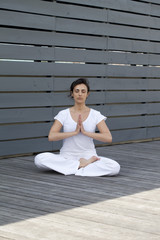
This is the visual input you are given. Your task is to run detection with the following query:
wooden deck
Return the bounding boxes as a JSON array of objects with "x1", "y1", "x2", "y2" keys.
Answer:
[{"x1": 0, "y1": 141, "x2": 160, "y2": 240}]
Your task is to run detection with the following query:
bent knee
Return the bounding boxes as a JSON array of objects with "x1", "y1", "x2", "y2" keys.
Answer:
[
  {"x1": 112, "y1": 162, "x2": 120, "y2": 176},
  {"x1": 34, "y1": 152, "x2": 52, "y2": 168}
]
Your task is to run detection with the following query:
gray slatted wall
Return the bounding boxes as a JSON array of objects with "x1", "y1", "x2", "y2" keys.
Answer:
[{"x1": 0, "y1": 0, "x2": 160, "y2": 157}]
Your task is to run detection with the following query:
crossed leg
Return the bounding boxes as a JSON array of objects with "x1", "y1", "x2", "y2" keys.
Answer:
[{"x1": 78, "y1": 156, "x2": 100, "y2": 168}]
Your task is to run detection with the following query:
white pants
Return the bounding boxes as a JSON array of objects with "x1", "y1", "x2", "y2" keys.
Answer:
[{"x1": 34, "y1": 152, "x2": 120, "y2": 177}]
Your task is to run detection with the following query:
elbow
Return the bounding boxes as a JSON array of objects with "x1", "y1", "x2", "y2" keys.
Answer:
[
  {"x1": 48, "y1": 135, "x2": 52, "y2": 142},
  {"x1": 104, "y1": 133, "x2": 112, "y2": 143},
  {"x1": 48, "y1": 134, "x2": 55, "y2": 142},
  {"x1": 107, "y1": 136, "x2": 112, "y2": 143}
]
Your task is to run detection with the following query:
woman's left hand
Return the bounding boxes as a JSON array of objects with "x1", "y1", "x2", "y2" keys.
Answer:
[{"x1": 78, "y1": 114, "x2": 86, "y2": 134}]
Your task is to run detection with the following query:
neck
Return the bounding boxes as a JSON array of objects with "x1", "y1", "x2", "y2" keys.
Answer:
[{"x1": 73, "y1": 103, "x2": 87, "y2": 112}]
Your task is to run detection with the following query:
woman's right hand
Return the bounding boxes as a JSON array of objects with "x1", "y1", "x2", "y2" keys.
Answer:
[{"x1": 75, "y1": 115, "x2": 81, "y2": 134}]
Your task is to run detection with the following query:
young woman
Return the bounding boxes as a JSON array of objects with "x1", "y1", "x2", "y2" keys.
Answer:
[{"x1": 34, "y1": 78, "x2": 120, "y2": 176}]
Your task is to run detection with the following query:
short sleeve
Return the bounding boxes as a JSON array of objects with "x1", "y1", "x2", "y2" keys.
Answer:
[
  {"x1": 54, "y1": 110, "x2": 66, "y2": 125},
  {"x1": 96, "y1": 111, "x2": 107, "y2": 125}
]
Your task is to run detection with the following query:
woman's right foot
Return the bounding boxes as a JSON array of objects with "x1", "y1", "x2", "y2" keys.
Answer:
[
  {"x1": 79, "y1": 156, "x2": 100, "y2": 168},
  {"x1": 88, "y1": 156, "x2": 100, "y2": 164}
]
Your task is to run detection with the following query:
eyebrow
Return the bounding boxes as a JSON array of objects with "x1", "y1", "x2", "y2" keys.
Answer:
[{"x1": 75, "y1": 88, "x2": 86, "y2": 91}]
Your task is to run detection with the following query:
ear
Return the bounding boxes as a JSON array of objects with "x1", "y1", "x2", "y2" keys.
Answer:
[{"x1": 87, "y1": 92, "x2": 90, "y2": 98}]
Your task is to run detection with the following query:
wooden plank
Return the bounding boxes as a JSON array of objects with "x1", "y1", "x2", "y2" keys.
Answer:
[
  {"x1": 0, "y1": 10, "x2": 55, "y2": 30},
  {"x1": 107, "y1": 116, "x2": 147, "y2": 130},
  {"x1": 56, "y1": 18, "x2": 150, "y2": 40},
  {"x1": 0, "y1": 92, "x2": 106, "y2": 108},
  {"x1": 1, "y1": 44, "x2": 160, "y2": 66},
  {"x1": 106, "y1": 91, "x2": 160, "y2": 104},
  {"x1": 108, "y1": 115, "x2": 160, "y2": 131},
  {"x1": 108, "y1": 10, "x2": 150, "y2": 28},
  {"x1": 53, "y1": 78, "x2": 106, "y2": 91},
  {"x1": 0, "y1": 0, "x2": 53, "y2": 16},
  {"x1": 0, "y1": 45, "x2": 55, "y2": 61},
  {"x1": 105, "y1": 104, "x2": 147, "y2": 117},
  {"x1": 55, "y1": 48, "x2": 106, "y2": 63},
  {"x1": 54, "y1": 32, "x2": 106, "y2": 49},
  {"x1": 148, "y1": 103, "x2": 160, "y2": 114},
  {"x1": 147, "y1": 127, "x2": 160, "y2": 138},
  {"x1": 0, "y1": 27, "x2": 55, "y2": 45},
  {"x1": 111, "y1": 128, "x2": 147, "y2": 143},
  {"x1": 0, "y1": 123, "x2": 52, "y2": 141},
  {"x1": 146, "y1": 115, "x2": 160, "y2": 126},
  {"x1": 0, "y1": 108, "x2": 53, "y2": 124},
  {"x1": 108, "y1": 38, "x2": 160, "y2": 54},
  {"x1": 0, "y1": 62, "x2": 106, "y2": 76},
  {"x1": 104, "y1": 78, "x2": 149, "y2": 90},
  {"x1": 56, "y1": 17, "x2": 107, "y2": 36},
  {"x1": 0, "y1": 0, "x2": 107, "y2": 22},
  {"x1": 57, "y1": 0, "x2": 151, "y2": 15},
  {"x1": 107, "y1": 65, "x2": 160, "y2": 78},
  {"x1": 0, "y1": 28, "x2": 106, "y2": 49},
  {"x1": 109, "y1": 10, "x2": 160, "y2": 30},
  {"x1": 151, "y1": 3, "x2": 160, "y2": 16},
  {"x1": 0, "y1": 77, "x2": 54, "y2": 91},
  {"x1": 0, "y1": 138, "x2": 56, "y2": 156}
]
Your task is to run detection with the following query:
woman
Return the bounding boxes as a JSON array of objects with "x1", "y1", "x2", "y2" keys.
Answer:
[{"x1": 34, "y1": 78, "x2": 120, "y2": 176}]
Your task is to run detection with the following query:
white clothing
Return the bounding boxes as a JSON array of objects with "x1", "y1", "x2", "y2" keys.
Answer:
[{"x1": 34, "y1": 108, "x2": 120, "y2": 176}]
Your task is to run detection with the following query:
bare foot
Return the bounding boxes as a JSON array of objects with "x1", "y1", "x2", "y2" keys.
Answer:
[
  {"x1": 88, "y1": 156, "x2": 100, "y2": 164},
  {"x1": 78, "y1": 156, "x2": 100, "y2": 169}
]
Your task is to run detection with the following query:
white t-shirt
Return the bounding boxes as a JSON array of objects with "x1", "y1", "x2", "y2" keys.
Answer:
[{"x1": 54, "y1": 108, "x2": 107, "y2": 157}]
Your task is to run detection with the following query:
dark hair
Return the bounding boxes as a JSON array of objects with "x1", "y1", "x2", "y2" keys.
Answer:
[{"x1": 70, "y1": 78, "x2": 90, "y2": 96}]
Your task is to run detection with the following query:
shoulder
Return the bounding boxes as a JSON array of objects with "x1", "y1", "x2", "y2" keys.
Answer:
[
  {"x1": 54, "y1": 108, "x2": 69, "y2": 123},
  {"x1": 90, "y1": 108, "x2": 107, "y2": 123},
  {"x1": 57, "y1": 108, "x2": 69, "y2": 116},
  {"x1": 90, "y1": 108, "x2": 101, "y2": 116}
]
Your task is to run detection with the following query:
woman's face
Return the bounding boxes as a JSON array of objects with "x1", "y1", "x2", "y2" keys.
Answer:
[{"x1": 72, "y1": 84, "x2": 89, "y2": 104}]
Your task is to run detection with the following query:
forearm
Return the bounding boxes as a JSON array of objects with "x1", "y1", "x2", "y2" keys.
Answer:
[
  {"x1": 48, "y1": 131, "x2": 77, "y2": 141},
  {"x1": 83, "y1": 131, "x2": 112, "y2": 143}
]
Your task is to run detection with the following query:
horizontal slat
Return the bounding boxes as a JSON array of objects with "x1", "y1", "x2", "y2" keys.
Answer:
[
  {"x1": 0, "y1": 10, "x2": 55, "y2": 30},
  {"x1": 0, "y1": 28, "x2": 55, "y2": 45},
  {"x1": 105, "y1": 104, "x2": 147, "y2": 117},
  {"x1": 0, "y1": 45, "x2": 55, "y2": 61},
  {"x1": 0, "y1": 138, "x2": 56, "y2": 156},
  {"x1": 56, "y1": 18, "x2": 151, "y2": 40},
  {"x1": 1, "y1": 91, "x2": 159, "y2": 109},
  {"x1": 106, "y1": 91, "x2": 160, "y2": 103},
  {"x1": 1, "y1": 45, "x2": 160, "y2": 66},
  {"x1": 0, "y1": 77, "x2": 54, "y2": 91},
  {"x1": 53, "y1": 78, "x2": 106, "y2": 91},
  {"x1": 107, "y1": 65, "x2": 160, "y2": 78},
  {"x1": 1, "y1": 62, "x2": 160, "y2": 77},
  {"x1": 53, "y1": 78, "x2": 160, "y2": 91},
  {"x1": 2, "y1": 116, "x2": 159, "y2": 141},
  {"x1": 0, "y1": 108, "x2": 53, "y2": 124},
  {"x1": 0, "y1": 0, "x2": 53, "y2": 16},
  {"x1": 53, "y1": 103, "x2": 160, "y2": 117},
  {"x1": 105, "y1": 78, "x2": 147, "y2": 90},
  {"x1": 0, "y1": 123, "x2": 52, "y2": 140},
  {"x1": 57, "y1": 0, "x2": 150, "y2": 15},
  {"x1": 108, "y1": 38, "x2": 160, "y2": 54},
  {"x1": 0, "y1": 92, "x2": 105, "y2": 108},
  {"x1": 4, "y1": 27, "x2": 159, "y2": 51},
  {"x1": 0, "y1": 62, "x2": 106, "y2": 76},
  {"x1": 111, "y1": 128, "x2": 147, "y2": 143},
  {"x1": 2, "y1": 77, "x2": 159, "y2": 92},
  {"x1": 107, "y1": 116, "x2": 147, "y2": 130},
  {"x1": 0, "y1": 1, "x2": 107, "y2": 22},
  {"x1": 108, "y1": 115, "x2": 160, "y2": 130},
  {"x1": 108, "y1": 10, "x2": 160, "y2": 29},
  {"x1": 147, "y1": 127, "x2": 160, "y2": 138}
]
